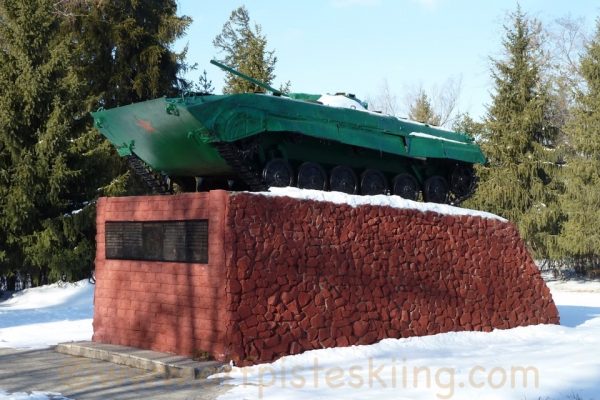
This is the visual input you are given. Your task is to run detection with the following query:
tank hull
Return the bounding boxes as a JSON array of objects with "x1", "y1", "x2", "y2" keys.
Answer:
[
  {"x1": 93, "y1": 97, "x2": 232, "y2": 176},
  {"x1": 92, "y1": 93, "x2": 486, "y2": 202}
]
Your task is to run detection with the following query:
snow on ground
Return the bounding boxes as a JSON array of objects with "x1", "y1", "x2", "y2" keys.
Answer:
[
  {"x1": 1, "y1": 274, "x2": 599, "y2": 399},
  {"x1": 0, "y1": 280, "x2": 93, "y2": 349},
  {"x1": 0, "y1": 390, "x2": 71, "y2": 400},
  {"x1": 213, "y1": 279, "x2": 600, "y2": 400},
  {"x1": 258, "y1": 187, "x2": 507, "y2": 222}
]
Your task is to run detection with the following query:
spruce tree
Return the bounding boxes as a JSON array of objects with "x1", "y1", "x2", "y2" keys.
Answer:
[
  {"x1": 72, "y1": 0, "x2": 191, "y2": 107},
  {"x1": 467, "y1": 7, "x2": 562, "y2": 259},
  {"x1": 196, "y1": 70, "x2": 215, "y2": 94},
  {"x1": 557, "y1": 20, "x2": 600, "y2": 271},
  {"x1": 213, "y1": 6, "x2": 277, "y2": 93},
  {"x1": 0, "y1": 0, "x2": 84, "y2": 282},
  {"x1": 408, "y1": 90, "x2": 441, "y2": 125},
  {"x1": 452, "y1": 112, "x2": 485, "y2": 139},
  {"x1": 69, "y1": 0, "x2": 191, "y2": 198},
  {"x1": 0, "y1": 0, "x2": 190, "y2": 283}
]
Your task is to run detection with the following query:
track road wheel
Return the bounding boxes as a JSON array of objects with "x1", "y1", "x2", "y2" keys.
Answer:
[
  {"x1": 329, "y1": 165, "x2": 358, "y2": 194},
  {"x1": 392, "y1": 173, "x2": 420, "y2": 201},
  {"x1": 360, "y1": 169, "x2": 388, "y2": 196},
  {"x1": 423, "y1": 175, "x2": 449, "y2": 204},
  {"x1": 263, "y1": 158, "x2": 294, "y2": 188},
  {"x1": 450, "y1": 165, "x2": 476, "y2": 198},
  {"x1": 297, "y1": 162, "x2": 327, "y2": 190}
]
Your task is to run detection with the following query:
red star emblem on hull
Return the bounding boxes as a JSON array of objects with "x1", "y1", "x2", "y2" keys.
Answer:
[{"x1": 135, "y1": 118, "x2": 156, "y2": 133}]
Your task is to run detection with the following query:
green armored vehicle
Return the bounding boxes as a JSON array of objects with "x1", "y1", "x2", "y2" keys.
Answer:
[{"x1": 92, "y1": 60, "x2": 485, "y2": 205}]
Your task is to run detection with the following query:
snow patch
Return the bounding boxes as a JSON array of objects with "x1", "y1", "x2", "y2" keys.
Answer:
[
  {"x1": 254, "y1": 187, "x2": 506, "y2": 221},
  {"x1": 397, "y1": 116, "x2": 455, "y2": 132},
  {"x1": 0, "y1": 391, "x2": 71, "y2": 400},
  {"x1": 0, "y1": 280, "x2": 93, "y2": 349},
  {"x1": 546, "y1": 278, "x2": 600, "y2": 294},
  {"x1": 315, "y1": 94, "x2": 464, "y2": 134},
  {"x1": 409, "y1": 131, "x2": 467, "y2": 145},
  {"x1": 317, "y1": 94, "x2": 368, "y2": 111},
  {"x1": 1, "y1": 281, "x2": 93, "y2": 310}
]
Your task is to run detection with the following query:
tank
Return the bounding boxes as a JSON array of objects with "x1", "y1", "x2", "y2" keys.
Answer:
[{"x1": 91, "y1": 60, "x2": 486, "y2": 205}]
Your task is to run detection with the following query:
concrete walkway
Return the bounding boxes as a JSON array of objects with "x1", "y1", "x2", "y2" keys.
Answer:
[{"x1": 0, "y1": 347, "x2": 232, "y2": 399}]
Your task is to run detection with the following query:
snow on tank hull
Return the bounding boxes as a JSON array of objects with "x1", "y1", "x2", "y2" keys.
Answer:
[{"x1": 92, "y1": 92, "x2": 486, "y2": 204}]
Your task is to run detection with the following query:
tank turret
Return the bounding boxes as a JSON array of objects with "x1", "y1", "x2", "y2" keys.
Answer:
[{"x1": 92, "y1": 60, "x2": 485, "y2": 205}]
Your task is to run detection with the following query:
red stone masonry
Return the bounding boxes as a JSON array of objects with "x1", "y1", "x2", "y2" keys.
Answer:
[
  {"x1": 93, "y1": 191, "x2": 559, "y2": 366},
  {"x1": 93, "y1": 191, "x2": 229, "y2": 359}
]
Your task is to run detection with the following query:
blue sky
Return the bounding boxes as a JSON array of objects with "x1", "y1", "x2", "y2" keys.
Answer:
[{"x1": 175, "y1": 0, "x2": 599, "y2": 121}]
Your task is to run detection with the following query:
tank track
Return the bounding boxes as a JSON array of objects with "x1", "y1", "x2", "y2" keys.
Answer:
[
  {"x1": 213, "y1": 141, "x2": 268, "y2": 191},
  {"x1": 126, "y1": 140, "x2": 477, "y2": 206},
  {"x1": 448, "y1": 174, "x2": 478, "y2": 206},
  {"x1": 125, "y1": 155, "x2": 171, "y2": 194},
  {"x1": 215, "y1": 137, "x2": 478, "y2": 206}
]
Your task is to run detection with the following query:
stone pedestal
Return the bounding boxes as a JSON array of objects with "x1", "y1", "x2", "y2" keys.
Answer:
[{"x1": 93, "y1": 191, "x2": 559, "y2": 366}]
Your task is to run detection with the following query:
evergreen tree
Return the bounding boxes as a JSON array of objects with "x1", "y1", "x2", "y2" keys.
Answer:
[
  {"x1": 467, "y1": 7, "x2": 563, "y2": 259},
  {"x1": 408, "y1": 90, "x2": 441, "y2": 125},
  {"x1": 72, "y1": 0, "x2": 191, "y2": 107},
  {"x1": 0, "y1": 0, "x2": 190, "y2": 283},
  {"x1": 452, "y1": 112, "x2": 485, "y2": 139},
  {"x1": 0, "y1": 0, "x2": 84, "y2": 283},
  {"x1": 213, "y1": 6, "x2": 277, "y2": 93},
  {"x1": 196, "y1": 70, "x2": 215, "y2": 94},
  {"x1": 557, "y1": 19, "x2": 600, "y2": 271}
]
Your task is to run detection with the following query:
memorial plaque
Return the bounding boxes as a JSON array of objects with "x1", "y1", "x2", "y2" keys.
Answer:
[
  {"x1": 163, "y1": 222, "x2": 187, "y2": 262},
  {"x1": 142, "y1": 222, "x2": 163, "y2": 261},
  {"x1": 186, "y1": 220, "x2": 209, "y2": 263},
  {"x1": 105, "y1": 220, "x2": 208, "y2": 263},
  {"x1": 105, "y1": 222, "x2": 143, "y2": 259}
]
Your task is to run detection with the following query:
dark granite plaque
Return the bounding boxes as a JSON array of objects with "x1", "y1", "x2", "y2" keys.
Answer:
[
  {"x1": 105, "y1": 220, "x2": 208, "y2": 263},
  {"x1": 185, "y1": 220, "x2": 209, "y2": 263}
]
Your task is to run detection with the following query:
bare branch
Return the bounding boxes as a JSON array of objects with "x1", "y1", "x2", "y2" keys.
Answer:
[
  {"x1": 433, "y1": 75, "x2": 463, "y2": 126},
  {"x1": 367, "y1": 79, "x2": 399, "y2": 116},
  {"x1": 401, "y1": 76, "x2": 462, "y2": 127}
]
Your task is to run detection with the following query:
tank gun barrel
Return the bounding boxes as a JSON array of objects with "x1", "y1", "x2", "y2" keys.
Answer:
[{"x1": 210, "y1": 59, "x2": 282, "y2": 95}]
